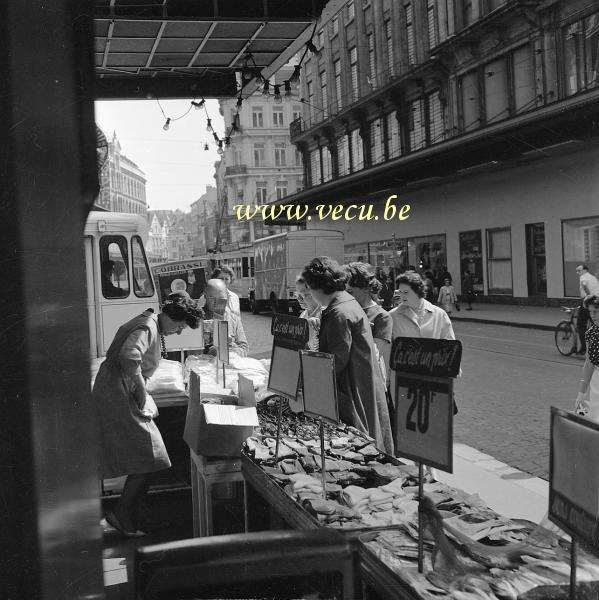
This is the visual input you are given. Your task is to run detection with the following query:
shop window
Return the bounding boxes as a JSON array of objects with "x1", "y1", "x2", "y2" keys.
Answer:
[
  {"x1": 459, "y1": 230, "x2": 484, "y2": 294},
  {"x1": 100, "y1": 236, "x2": 130, "y2": 298},
  {"x1": 132, "y1": 235, "x2": 154, "y2": 298},
  {"x1": 345, "y1": 242, "x2": 370, "y2": 264},
  {"x1": 584, "y1": 14, "x2": 599, "y2": 90},
  {"x1": 484, "y1": 57, "x2": 509, "y2": 124},
  {"x1": 486, "y1": 228, "x2": 512, "y2": 294},
  {"x1": 562, "y1": 216, "x2": 599, "y2": 297}
]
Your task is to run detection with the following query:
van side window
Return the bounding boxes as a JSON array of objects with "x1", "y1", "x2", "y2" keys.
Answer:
[
  {"x1": 132, "y1": 235, "x2": 155, "y2": 298},
  {"x1": 100, "y1": 236, "x2": 130, "y2": 299}
]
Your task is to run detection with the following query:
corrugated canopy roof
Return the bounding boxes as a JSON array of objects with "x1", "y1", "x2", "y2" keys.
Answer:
[{"x1": 94, "y1": 0, "x2": 327, "y2": 98}]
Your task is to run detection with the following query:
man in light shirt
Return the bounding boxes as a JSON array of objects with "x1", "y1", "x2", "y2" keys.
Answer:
[
  {"x1": 576, "y1": 264, "x2": 599, "y2": 354},
  {"x1": 202, "y1": 279, "x2": 249, "y2": 357}
]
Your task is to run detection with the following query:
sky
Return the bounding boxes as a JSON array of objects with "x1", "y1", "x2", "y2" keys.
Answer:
[{"x1": 95, "y1": 99, "x2": 225, "y2": 212}]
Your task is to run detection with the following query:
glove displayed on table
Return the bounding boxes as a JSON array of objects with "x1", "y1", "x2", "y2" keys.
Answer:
[{"x1": 575, "y1": 391, "x2": 590, "y2": 416}]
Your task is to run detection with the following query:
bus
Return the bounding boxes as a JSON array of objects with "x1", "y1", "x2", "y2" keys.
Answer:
[{"x1": 196, "y1": 243, "x2": 254, "y2": 310}]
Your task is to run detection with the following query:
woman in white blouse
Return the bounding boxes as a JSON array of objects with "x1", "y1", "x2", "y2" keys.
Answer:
[
  {"x1": 390, "y1": 272, "x2": 455, "y2": 341},
  {"x1": 295, "y1": 275, "x2": 322, "y2": 351},
  {"x1": 212, "y1": 265, "x2": 241, "y2": 316}
]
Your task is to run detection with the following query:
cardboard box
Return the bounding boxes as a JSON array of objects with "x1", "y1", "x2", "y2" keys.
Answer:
[{"x1": 184, "y1": 371, "x2": 258, "y2": 457}]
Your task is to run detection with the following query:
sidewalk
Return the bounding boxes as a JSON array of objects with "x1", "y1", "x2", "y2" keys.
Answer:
[
  {"x1": 435, "y1": 443, "x2": 549, "y2": 524},
  {"x1": 449, "y1": 302, "x2": 570, "y2": 331}
]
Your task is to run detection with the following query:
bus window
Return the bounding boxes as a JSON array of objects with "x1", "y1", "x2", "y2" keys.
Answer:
[
  {"x1": 132, "y1": 235, "x2": 155, "y2": 298},
  {"x1": 100, "y1": 236, "x2": 130, "y2": 298}
]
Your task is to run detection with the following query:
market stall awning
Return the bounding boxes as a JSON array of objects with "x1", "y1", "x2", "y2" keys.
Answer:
[{"x1": 94, "y1": 0, "x2": 328, "y2": 99}]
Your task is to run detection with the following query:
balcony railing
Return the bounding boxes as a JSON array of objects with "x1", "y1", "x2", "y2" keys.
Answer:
[{"x1": 224, "y1": 165, "x2": 247, "y2": 176}]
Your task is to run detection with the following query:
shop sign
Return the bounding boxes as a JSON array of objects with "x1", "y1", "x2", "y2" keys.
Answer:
[
  {"x1": 394, "y1": 373, "x2": 453, "y2": 472},
  {"x1": 549, "y1": 408, "x2": 599, "y2": 554},
  {"x1": 390, "y1": 337, "x2": 462, "y2": 378},
  {"x1": 152, "y1": 259, "x2": 208, "y2": 303}
]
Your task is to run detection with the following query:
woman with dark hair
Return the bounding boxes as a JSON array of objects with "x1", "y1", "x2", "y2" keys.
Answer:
[
  {"x1": 302, "y1": 257, "x2": 393, "y2": 454},
  {"x1": 93, "y1": 291, "x2": 203, "y2": 537},
  {"x1": 211, "y1": 264, "x2": 240, "y2": 315},
  {"x1": 575, "y1": 295, "x2": 599, "y2": 420},
  {"x1": 346, "y1": 262, "x2": 392, "y2": 377},
  {"x1": 390, "y1": 272, "x2": 455, "y2": 340}
]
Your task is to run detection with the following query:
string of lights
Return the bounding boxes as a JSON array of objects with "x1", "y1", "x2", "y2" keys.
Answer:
[{"x1": 155, "y1": 22, "x2": 320, "y2": 154}]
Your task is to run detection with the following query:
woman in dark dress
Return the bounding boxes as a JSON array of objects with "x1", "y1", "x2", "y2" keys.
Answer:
[{"x1": 301, "y1": 257, "x2": 393, "y2": 454}]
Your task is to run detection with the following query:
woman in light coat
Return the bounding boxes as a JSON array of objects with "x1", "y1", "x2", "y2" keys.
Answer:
[{"x1": 93, "y1": 291, "x2": 202, "y2": 536}]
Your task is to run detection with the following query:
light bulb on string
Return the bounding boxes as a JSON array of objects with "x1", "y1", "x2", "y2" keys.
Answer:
[
  {"x1": 262, "y1": 80, "x2": 270, "y2": 96},
  {"x1": 284, "y1": 81, "x2": 292, "y2": 97},
  {"x1": 217, "y1": 141, "x2": 224, "y2": 155},
  {"x1": 206, "y1": 118, "x2": 212, "y2": 132},
  {"x1": 273, "y1": 85, "x2": 282, "y2": 104},
  {"x1": 204, "y1": 143, "x2": 209, "y2": 151},
  {"x1": 289, "y1": 65, "x2": 301, "y2": 83},
  {"x1": 192, "y1": 99, "x2": 205, "y2": 110},
  {"x1": 236, "y1": 97, "x2": 243, "y2": 108},
  {"x1": 163, "y1": 118, "x2": 171, "y2": 131}
]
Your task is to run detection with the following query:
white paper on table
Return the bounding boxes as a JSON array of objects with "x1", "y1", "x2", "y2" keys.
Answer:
[
  {"x1": 203, "y1": 403, "x2": 259, "y2": 426},
  {"x1": 103, "y1": 558, "x2": 127, "y2": 586}
]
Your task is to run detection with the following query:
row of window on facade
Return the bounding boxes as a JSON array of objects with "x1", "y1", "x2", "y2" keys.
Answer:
[
  {"x1": 303, "y1": 6, "x2": 599, "y2": 135},
  {"x1": 229, "y1": 179, "x2": 305, "y2": 205},
  {"x1": 307, "y1": 18, "x2": 599, "y2": 186},
  {"x1": 235, "y1": 144, "x2": 302, "y2": 168},
  {"x1": 109, "y1": 168, "x2": 146, "y2": 200},
  {"x1": 228, "y1": 106, "x2": 303, "y2": 130},
  {"x1": 344, "y1": 216, "x2": 599, "y2": 298}
]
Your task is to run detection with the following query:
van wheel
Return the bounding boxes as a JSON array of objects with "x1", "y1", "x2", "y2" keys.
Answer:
[
  {"x1": 250, "y1": 296, "x2": 259, "y2": 315},
  {"x1": 269, "y1": 294, "x2": 279, "y2": 314}
]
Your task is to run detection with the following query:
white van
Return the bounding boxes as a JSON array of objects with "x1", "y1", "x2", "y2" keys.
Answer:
[
  {"x1": 249, "y1": 229, "x2": 344, "y2": 314},
  {"x1": 84, "y1": 211, "x2": 160, "y2": 358}
]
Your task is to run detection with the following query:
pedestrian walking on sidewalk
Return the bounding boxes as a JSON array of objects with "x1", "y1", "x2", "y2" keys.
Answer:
[
  {"x1": 438, "y1": 278, "x2": 458, "y2": 315},
  {"x1": 576, "y1": 264, "x2": 599, "y2": 354},
  {"x1": 574, "y1": 295, "x2": 599, "y2": 419},
  {"x1": 462, "y1": 271, "x2": 475, "y2": 310}
]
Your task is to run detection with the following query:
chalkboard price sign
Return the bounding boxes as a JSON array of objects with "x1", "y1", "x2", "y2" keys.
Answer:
[
  {"x1": 390, "y1": 337, "x2": 462, "y2": 378},
  {"x1": 271, "y1": 314, "x2": 309, "y2": 350},
  {"x1": 394, "y1": 374, "x2": 453, "y2": 472}
]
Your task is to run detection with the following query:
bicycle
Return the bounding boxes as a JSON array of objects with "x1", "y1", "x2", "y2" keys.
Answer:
[{"x1": 554, "y1": 305, "x2": 580, "y2": 356}]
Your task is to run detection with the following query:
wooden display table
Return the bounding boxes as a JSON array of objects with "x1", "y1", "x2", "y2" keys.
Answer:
[{"x1": 190, "y1": 450, "x2": 245, "y2": 537}]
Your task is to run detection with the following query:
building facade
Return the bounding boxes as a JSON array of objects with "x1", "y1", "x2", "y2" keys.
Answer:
[
  {"x1": 212, "y1": 66, "x2": 305, "y2": 248},
  {"x1": 97, "y1": 131, "x2": 147, "y2": 215},
  {"x1": 190, "y1": 185, "x2": 218, "y2": 256},
  {"x1": 289, "y1": 0, "x2": 599, "y2": 303}
]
